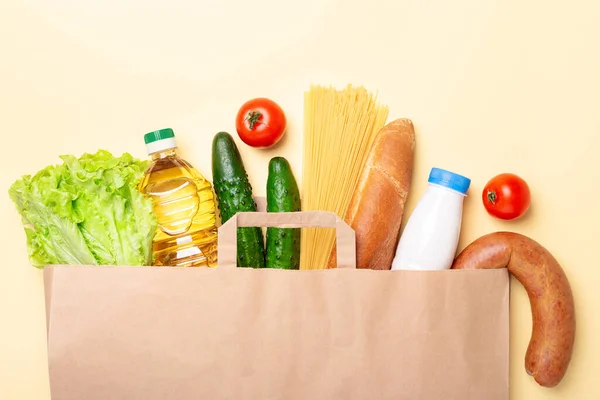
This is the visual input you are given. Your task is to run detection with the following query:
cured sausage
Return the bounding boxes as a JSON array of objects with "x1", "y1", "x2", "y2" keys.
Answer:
[{"x1": 452, "y1": 231, "x2": 575, "y2": 388}]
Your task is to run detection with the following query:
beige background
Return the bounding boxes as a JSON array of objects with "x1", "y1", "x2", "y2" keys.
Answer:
[{"x1": 0, "y1": 0, "x2": 598, "y2": 399}]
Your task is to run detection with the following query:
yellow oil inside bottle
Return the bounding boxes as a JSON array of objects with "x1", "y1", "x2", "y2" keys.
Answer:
[{"x1": 139, "y1": 148, "x2": 218, "y2": 267}]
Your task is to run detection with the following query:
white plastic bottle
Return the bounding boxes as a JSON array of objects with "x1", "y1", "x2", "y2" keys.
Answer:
[{"x1": 391, "y1": 167, "x2": 471, "y2": 271}]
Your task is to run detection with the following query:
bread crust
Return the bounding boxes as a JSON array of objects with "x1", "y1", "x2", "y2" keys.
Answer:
[{"x1": 328, "y1": 118, "x2": 416, "y2": 270}]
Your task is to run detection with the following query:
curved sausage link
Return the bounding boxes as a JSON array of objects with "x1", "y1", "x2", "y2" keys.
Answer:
[{"x1": 451, "y1": 231, "x2": 575, "y2": 388}]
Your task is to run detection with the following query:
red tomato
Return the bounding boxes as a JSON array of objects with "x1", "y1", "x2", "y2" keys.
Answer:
[
  {"x1": 482, "y1": 173, "x2": 531, "y2": 220},
  {"x1": 235, "y1": 98, "x2": 287, "y2": 148}
]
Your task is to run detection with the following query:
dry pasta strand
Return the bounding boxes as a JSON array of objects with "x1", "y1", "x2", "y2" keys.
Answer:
[{"x1": 300, "y1": 84, "x2": 389, "y2": 270}]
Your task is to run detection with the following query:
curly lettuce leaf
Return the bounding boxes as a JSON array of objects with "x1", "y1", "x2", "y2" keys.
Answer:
[{"x1": 8, "y1": 150, "x2": 156, "y2": 268}]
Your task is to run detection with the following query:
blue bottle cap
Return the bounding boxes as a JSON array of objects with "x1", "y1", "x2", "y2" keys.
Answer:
[{"x1": 428, "y1": 168, "x2": 471, "y2": 194}]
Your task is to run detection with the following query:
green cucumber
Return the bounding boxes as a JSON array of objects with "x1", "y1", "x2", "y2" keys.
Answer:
[
  {"x1": 212, "y1": 131, "x2": 265, "y2": 268},
  {"x1": 265, "y1": 157, "x2": 301, "y2": 269}
]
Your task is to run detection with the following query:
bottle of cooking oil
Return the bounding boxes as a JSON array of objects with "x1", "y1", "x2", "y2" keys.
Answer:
[{"x1": 139, "y1": 128, "x2": 218, "y2": 267}]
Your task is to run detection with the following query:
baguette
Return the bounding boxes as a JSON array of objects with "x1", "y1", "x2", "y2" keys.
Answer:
[{"x1": 327, "y1": 118, "x2": 416, "y2": 269}]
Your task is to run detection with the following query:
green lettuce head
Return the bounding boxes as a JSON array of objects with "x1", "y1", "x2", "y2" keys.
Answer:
[{"x1": 9, "y1": 150, "x2": 157, "y2": 268}]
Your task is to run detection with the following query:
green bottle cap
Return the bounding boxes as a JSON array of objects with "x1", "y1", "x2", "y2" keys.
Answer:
[
  {"x1": 144, "y1": 128, "x2": 178, "y2": 154},
  {"x1": 144, "y1": 128, "x2": 175, "y2": 144}
]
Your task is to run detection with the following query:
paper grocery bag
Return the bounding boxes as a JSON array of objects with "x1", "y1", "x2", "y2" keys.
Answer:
[{"x1": 43, "y1": 209, "x2": 509, "y2": 400}]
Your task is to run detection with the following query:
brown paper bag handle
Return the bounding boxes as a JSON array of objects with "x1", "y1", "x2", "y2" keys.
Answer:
[{"x1": 217, "y1": 210, "x2": 356, "y2": 270}]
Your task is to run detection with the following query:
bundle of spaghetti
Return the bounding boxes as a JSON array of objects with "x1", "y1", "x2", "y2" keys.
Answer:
[{"x1": 300, "y1": 84, "x2": 389, "y2": 270}]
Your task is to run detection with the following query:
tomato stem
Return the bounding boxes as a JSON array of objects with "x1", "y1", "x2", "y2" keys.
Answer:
[
  {"x1": 245, "y1": 111, "x2": 262, "y2": 130},
  {"x1": 487, "y1": 190, "x2": 497, "y2": 205}
]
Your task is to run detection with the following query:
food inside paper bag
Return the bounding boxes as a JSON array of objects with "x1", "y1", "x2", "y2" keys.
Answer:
[
  {"x1": 211, "y1": 131, "x2": 302, "y2": 269},
  {"x1": 6, "y1": 84, "x2": 577, "y2": 391}
]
